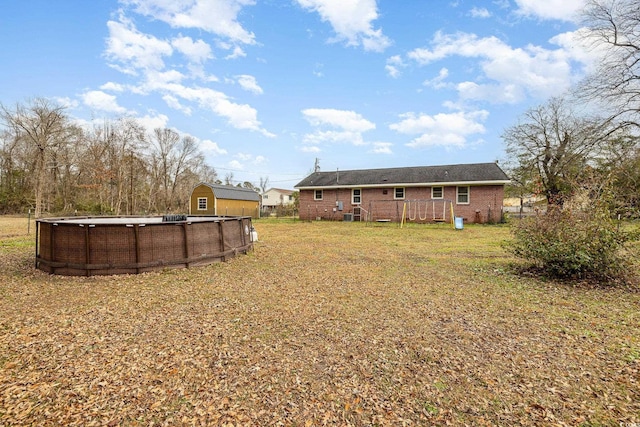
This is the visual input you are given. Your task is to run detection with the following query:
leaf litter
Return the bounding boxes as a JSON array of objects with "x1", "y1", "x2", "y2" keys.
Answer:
[{"x1": 0, "y1": 218, "x2": 638, "y2": 425}]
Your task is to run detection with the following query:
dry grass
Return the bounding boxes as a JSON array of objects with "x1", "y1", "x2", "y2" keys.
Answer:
[{"x1": 0, "y1": 216, "x2": 639, "y2": 426}]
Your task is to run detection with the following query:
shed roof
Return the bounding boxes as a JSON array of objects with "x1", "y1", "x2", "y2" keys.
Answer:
[
  {"x1": 295, "y1": 162, "x2": 510, "y2": 189},
  {"x1": 196, "y1": 183, "x2": 260, "y2": 202}
]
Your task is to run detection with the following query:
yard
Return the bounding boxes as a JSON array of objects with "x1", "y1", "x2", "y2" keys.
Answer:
[{"x1": 0, "y1": 216, "x2": 638, "y2": 426}]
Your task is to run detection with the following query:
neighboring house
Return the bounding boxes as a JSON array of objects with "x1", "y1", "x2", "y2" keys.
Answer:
[
  {"x1": 294, "y1": 162, "x2": 510, "y2": 224},
  {"x1": 190, "y1": 183, "x2": 260, "y2": 218},
  {"x1": 261, "y1": 188, "x2": 295, "y2": 214}
]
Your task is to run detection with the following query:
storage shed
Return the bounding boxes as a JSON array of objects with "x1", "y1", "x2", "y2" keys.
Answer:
[{"x1": 190, "y1": 183, "x2": 260, "y2": 218}]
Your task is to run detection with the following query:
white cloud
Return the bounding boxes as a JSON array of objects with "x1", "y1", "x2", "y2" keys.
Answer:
[
  {"x1": 302, "y1": 108, "x2": 375, "y2": 132},
  {"x1": 407, "y1": 31, "x2": 592, "y2": 103},
  {"x1": 217, "y1": 42, "x2": 247, "y2": 59},
  {"x1": 228, "y1": 159, "x2": 244, "y2": 170},
  {"x1": 301, "y1": 108, "x2": 376, "y2": 149},
  {"x1": 55, "y1": 97, "x2": 79, "y2": 109},
  {"x1": 385, "y1": 55, "x2": 405, "y2": 78},
  {"x1": 232, "y1": 153, "x2": 267, "y2": 169},
  {"x1": 390, "y1": 109, "x2": 488, "y2": 149},
  {"x1": 100, "y1": 82, "x2": 126, "y2": 92},
  {"x1": 136, "y1": 113, "x2": 170, "y2": 131},
  {"x1": 236, "y1": 152, "x2": 253, "y2": 161},
  {"x1": 81, "y1": 90, "x2": 129, "y2": 114},
  {"x1": 100, "y1": 3, "x2": 274, "y2": 138},
  {"x1": 370, "y1": 142, "x2": 393, "y2": 154},
  {"x1": 296, "y1": 0, "x2": 391, "y2": 52},
  {"x1": 153, "y1": 83, "x2": 275, "y2": 137},
  {"x1": 200, "y1": 139, "x2": 227, "y2": 155},
  {"x1": 105, "y1": 18, "x2": 173, "y2": 74},
  {"x1": 122, "y1": 0, "x2": 257, "y2": 44},
  {"x1": 235, "y1": 75, "x2": 263, "y2": 94},
  {"x1": 143, "y1": 69, "x2": 186, "y2": 89},
  {"x1": 303, "y1": 130, "x2": 366, "y2": 146},
  {"x1": 423, "y1": 68, "x2": 449, "y2": 89},
  {"x1": 469, "y1": 7, "x2": 491, "y2": 18},
  {"x1": 162, "y1": 94, "x2": 192, "y2": 115},
  {"x1": 226, "y1": 46, "x2": 247, "y2": 59},
  {"x1": 550, "y1": 28, "x2": 602, "y2": 73},
  {"x1": 171, "y1": 36, "x2": 213, "y2": 63},
  {"x1": 300, "y1": 145, "x2": 321, "y2": 153},
  {"x1": 514, "y1": 0, "x2": 585, "y2": 22}
]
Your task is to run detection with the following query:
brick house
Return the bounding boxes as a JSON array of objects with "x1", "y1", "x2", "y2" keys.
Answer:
[{"x1": 294, "y1": 162, "x2": 510, "y2": 224}]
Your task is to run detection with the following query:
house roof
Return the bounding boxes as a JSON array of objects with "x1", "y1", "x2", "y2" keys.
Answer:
[
  {"x1": 264, "y1": 188, "x2": 294, "y2": 196},
  {"x1": 294, "y1": 162, "x2": 510, "y2": 189},
  {"x1": 196, "y1": 183, "x2": 261, "y2": 202}
]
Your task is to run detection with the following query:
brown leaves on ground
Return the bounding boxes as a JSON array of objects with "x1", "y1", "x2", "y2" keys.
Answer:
[{"x1": 0, "y1": 217, "x2": 639, "y2": 426}]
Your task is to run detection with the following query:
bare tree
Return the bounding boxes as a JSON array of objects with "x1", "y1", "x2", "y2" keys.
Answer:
[
  {"x1": 0, "y1": 129, "x2": 30, "y2": 212},
  {"x1": 503, "y1": 96, "x2": 617, "y2": 205},
  {"x1": 580, "y1": 0, "x2": 640, "y2": 127},
  {"x1": 149, "y1": 129, "x2": 203, "y2": 212},
  {"x1": 0, "y1": 99, "x2": 71, "y2": 217},
  {"x1": 259, "y1": 176, "x2": 269, "y2": 194}
]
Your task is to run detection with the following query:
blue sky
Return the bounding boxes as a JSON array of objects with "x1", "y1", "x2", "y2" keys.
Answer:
[{"x1": 0, "y1": 0, "x2": 594, "y2": 189}]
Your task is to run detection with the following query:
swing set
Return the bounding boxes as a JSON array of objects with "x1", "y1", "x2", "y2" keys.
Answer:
[{"x1": 400, "y1": 199, "x2": 455, "y2": 228}]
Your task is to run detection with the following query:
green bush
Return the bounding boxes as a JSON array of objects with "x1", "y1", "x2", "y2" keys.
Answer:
[{"x1": 507, "y1": 203, "x2": 639, "y2": 284}]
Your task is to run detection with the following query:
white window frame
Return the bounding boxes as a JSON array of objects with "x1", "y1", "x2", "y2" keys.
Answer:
[
  {"x1": 457, "y1": 186, "x2": 470, "y2": 204},
  {"x1": 431, "y1": 186, "x2": 443, "y2": 199},
  {"x1": 197, "y1": 197, "x2": 207, "y2": 210},
  {"x1": 352, "y1": 188, "x2": 361, "y2": 205},
  {"x1": 314, "y1": 189, "x2": 323, "y2": 200},
  {"x1": 394, "y1": 187, "x2": 405, "y2": 200}
]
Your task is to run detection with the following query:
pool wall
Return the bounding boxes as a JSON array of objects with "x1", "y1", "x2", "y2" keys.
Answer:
[{"x1": 36, "y1": 216, "x2": 253, "y2": 276}]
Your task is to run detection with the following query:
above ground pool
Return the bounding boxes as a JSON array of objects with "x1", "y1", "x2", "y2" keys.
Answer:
[{"x1": 35, "y1": 215, "x2": 254, "y2": 276}]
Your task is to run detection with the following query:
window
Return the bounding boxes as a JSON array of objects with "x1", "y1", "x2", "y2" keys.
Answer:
[
  {"x1": 314, "y1": 190, "x2": 323, "y2": 200},
  {"x1": 263, "y1": 195, "x2": 269, "y2": 199},
  {"x1": 394, "y1": 187, "x2": 405, "y2": 199},
  {"x1": 352, "y1": 188, "x2": 361, "y2": 204},
  {"x1": 457, "y1": 186, "x2": 469, "y2": 204},
  {"x1": 197, "y1": 197, "x2": 207, "y2": 210},
  {"x1": 288, "y1": 195, "x2": 293, "y2": 201},
  {"x1": 432, "y1": 186, "x2": 443, "y2": 199}
]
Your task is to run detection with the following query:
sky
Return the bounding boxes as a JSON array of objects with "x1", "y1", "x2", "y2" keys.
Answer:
[{"x1": 0, "y1": 0, "x2": 596, "y2": 189}]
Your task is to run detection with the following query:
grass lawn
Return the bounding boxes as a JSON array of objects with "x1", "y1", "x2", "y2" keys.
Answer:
[{"x1": 0, "y1": 216, "x2": 638, "y2": 426}]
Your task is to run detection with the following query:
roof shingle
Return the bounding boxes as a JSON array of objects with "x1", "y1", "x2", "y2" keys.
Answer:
[{"x1": 295, "y1": 163, "x2": 509, "y2": 188}]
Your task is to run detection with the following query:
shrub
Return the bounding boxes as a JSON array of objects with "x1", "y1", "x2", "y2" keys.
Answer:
[{"x1": 506, "y1": 202, "x2": 639, "y2": 284}]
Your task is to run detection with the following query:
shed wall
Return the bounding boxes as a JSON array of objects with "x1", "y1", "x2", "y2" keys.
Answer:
[
  {"x1": 190, "y1": 185, "x2": 216, "y2": 215},
  {"x1": 216, "y1": 199, "x2": 260, "y2": 218}
]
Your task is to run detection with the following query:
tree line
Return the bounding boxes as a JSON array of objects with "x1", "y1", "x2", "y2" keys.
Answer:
[{"x1": 0, "y1": 99, "x2": 224, "y2": 217}]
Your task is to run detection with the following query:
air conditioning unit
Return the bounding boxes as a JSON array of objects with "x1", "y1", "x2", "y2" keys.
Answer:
[{"x1": 343, "y1": 213, "x2": 353, "y2": 222}]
